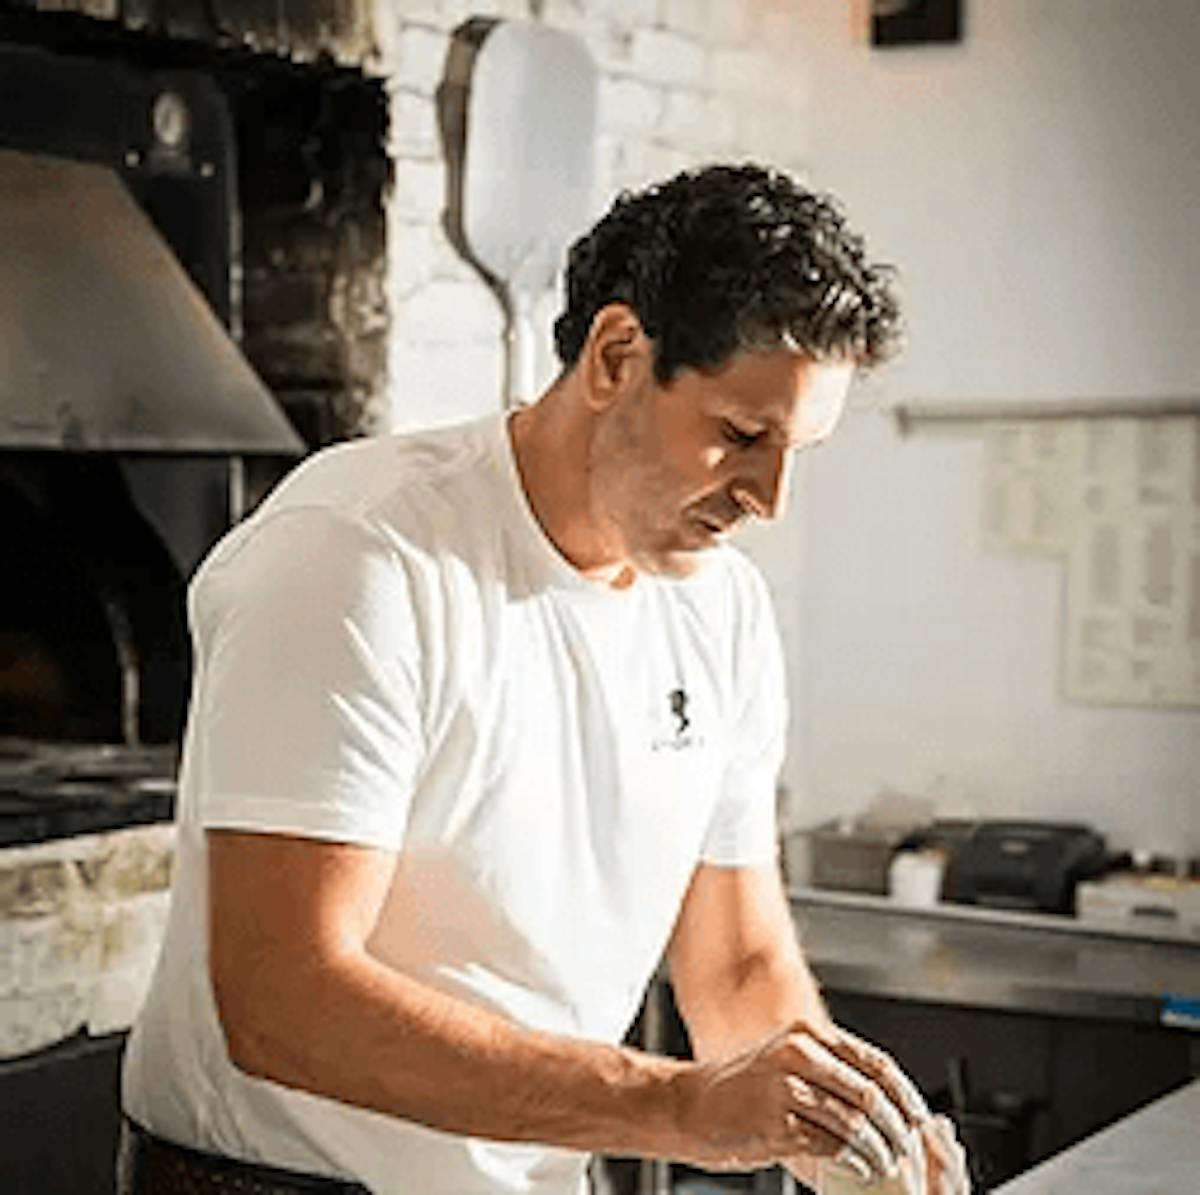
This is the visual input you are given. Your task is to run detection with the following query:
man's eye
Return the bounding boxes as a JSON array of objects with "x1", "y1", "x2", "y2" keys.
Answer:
[{"x1": 721, "y1": 421, "x2": 759, "y2": 448}]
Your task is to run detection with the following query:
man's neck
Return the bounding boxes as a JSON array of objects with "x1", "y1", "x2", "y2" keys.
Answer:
[{"x1": 508, "y1": 384, "x2": 636, "y2": 589}]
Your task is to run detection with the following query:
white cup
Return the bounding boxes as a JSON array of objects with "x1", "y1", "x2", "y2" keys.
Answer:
[{"x1": 888, "y1": 850, "x2": 945, "y2": 907}]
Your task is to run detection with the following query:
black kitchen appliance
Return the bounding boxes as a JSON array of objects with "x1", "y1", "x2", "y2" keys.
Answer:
[{"x1": 943, "y1": 820, "x2": 1109, "y2": 915}]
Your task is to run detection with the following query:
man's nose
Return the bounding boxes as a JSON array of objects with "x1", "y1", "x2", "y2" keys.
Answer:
[{"x1": 733, "y1": 445, "x2": 792, "y2": 522}]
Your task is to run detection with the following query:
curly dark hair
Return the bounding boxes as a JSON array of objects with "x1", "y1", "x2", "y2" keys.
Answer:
[{"x1": 553, "y1": 163, "x2": 902, "y2": 383}]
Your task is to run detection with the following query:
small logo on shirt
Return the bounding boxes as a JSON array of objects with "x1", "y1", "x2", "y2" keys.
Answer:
[
  {"x1": 652, "y1": 686, "x2": 703, "y2": 752},
  {"x1": 669, "y1": 688, "x2": 690, "y2": 736}
]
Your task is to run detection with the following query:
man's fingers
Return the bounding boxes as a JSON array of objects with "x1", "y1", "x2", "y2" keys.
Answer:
[
  {"x1": 785, "y1": 1075, "x2": 897, "y2": 1182},
  {"x1": 781, "y1": 1152, "x2": 820, "y2": 1189},
  {"x1": 782, "y1": 1108, "x2": 874, "y2": 1184},
  {"x1": 827, "y1": 1027, "x2": 932, "y2": 1126},
  {"x1": 770, "y1": 1023, "x2": 965, "y2": 1189},
  {"x1": 786, "y1": 1032, "x2": 915, "y2": 1170},
  {"x1": 923, "y1": 1115, "x2": 972, "y2": 1193},
  {"x1": 904, "y1": 1125, "x2": 928, "y2": 1195}
]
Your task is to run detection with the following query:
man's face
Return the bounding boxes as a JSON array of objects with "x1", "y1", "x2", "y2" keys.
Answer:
[{"x1": 587, "y1": 347, "x2": 854, "y2": 578}]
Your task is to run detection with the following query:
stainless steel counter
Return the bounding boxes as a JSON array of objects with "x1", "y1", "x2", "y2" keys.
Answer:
[
  {"x1": 788, "y1": 888, "x2": 1200, "y2": 1026},
  {"x1": 993, "y1": 1079, "x2": 1200, "y2": 1193}
]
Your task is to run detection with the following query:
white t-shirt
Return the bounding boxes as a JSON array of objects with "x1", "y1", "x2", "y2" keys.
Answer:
[{"x1": 122, "y1": 412, "x2": 786, "y2": 1195}]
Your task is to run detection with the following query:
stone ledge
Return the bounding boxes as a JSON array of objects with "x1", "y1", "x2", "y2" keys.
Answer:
[
  {"x1": 0, "y1": 824, "x2": 174, "y2": 920},
  {"x1": 1, "y1": 825, "x2": 175, "y2": 1059}
]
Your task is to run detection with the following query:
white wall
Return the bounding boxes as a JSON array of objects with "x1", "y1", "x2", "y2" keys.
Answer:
[
  {"x1": 373, "y1": 0, "x2": 1200, "y2": 858},
  {"x1": 775, "y1": 0, "x2": 1200, "y2": 855},
  {"x1": 375, "y1": 0, "x2": 815, "y2": 430}
]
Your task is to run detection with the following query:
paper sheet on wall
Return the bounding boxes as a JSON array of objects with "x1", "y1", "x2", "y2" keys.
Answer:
[
  {"x1": 981, "y1": 422, "x2": 1084, "y2": 555},
  {"x1": 981, "y1": 417, "x2": 1200, "y2": 709}
]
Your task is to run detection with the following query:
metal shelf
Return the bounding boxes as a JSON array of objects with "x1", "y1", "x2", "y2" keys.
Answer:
[
  {"x1": 892, "y1": 396, "x2": 1200, "y2": 435},
  {"x1": 788, "y1": 884, "x2": 1200, "y2": 949}
]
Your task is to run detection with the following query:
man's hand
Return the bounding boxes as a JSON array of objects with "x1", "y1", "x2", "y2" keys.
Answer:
[
  {"x1": 799, "y1": 1113, "x2": 971, "y2": 1193},
  {"x1": 673, "y1": 1020, "x2": 937, "y2": 1183},
  {"x1": 917, "y1": 1115, "x2": 971, "y2": 1193},
  {"x1": 664, "y1": 863, "x2": 970, "y2": 1188},
  {"x1": 671, "y1": 1018, "x2": 971, "y2": 1191}
]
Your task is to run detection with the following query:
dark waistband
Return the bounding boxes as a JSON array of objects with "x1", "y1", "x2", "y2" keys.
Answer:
[{"x1": 118, "y1": 1117, "x2": 372, "y2": 1195}]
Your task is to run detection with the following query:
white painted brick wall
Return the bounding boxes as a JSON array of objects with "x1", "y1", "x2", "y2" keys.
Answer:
[
  {"x1": 388, "y1": 156, "x2": 445, "y2": 221},
  {"x1": 395, "y1": 277, "x2": 502, "y2": 343},
  {"x1": 377, "y1": 1, "x2": 445, "y2": 27},
  {"x1": 375, "y1": 0, "x2": 813, "y2": 429},
  {"x1": 711, "y1": 44, "x2": 761, "y2": 99},
  {"x1": 710, "y1": 3, "x2": 757, "y2": 49},
  {"x1": 629, "y1": 26, "x2": 708, "y2": 88},
  {"x1": 388, "y1": 87, "x2": 441, "y2": 158},
  {"x1": 598, "y1": 75, "x2": 664, "y2": 137},
  {"x1": 390, "y1": 340, "x2": 504, "y2": 430},
  {"x1": 658, "y1": 88, "x2": 730, "y2": 157},
  {"x1": 658, "y1": 0, "x2": 715, "y2": 46},
  {"x1": 386, "y1": 24, "x2": 453, "y2": 94},
  {"x1": 603, "y1": 0, "x2": 657, "y2": 32},
  {"x1": 388, "y1": 221, "x2": 443, "y2": 298},
  {"x1": 535, "y1": 0, "x2": 591, "y2": 39}
]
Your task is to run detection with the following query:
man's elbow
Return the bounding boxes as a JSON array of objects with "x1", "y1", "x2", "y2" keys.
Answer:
[
  {"x1": 677, "y1": 948, "x2": 817, "y2": 1060},
  {"x1": 209, "y1": 952, "x2": 299, "y2": 1082},
  {"x1": 721, "y1": 944, "x2": 805, "y2": 1001},
  {"x1": 212, "y1": 982, "x2": 270, "y2": 1078}
]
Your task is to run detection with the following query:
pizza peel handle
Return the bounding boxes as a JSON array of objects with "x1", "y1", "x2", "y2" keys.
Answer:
[{"x1": 444, "y1": 20, "x2": 599, "y2": 407}]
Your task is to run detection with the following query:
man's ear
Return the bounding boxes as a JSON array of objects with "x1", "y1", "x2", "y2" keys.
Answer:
[{"x1": 581, "y1": 303, "x2": 654, "y2": 411}]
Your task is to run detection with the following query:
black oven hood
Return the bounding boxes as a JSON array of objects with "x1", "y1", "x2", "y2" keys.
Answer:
[{"x1": 0, "y1": 145, "x2": 303, "y2": 456}]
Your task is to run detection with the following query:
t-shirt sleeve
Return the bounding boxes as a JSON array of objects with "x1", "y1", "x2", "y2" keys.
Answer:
[
  {"x1": 185, "y1": 506, "x2": 426, "y2": 848},
  {"x1": 700, "y1": 562, "x2": 787, "y2": 867}
]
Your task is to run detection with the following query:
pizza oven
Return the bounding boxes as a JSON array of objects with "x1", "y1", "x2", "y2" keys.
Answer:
[
  {"x1": 0, "y1": 39, "x2": 306, "y2": 846},
  {"x1": 0, "y1": 12, "x2": 390, "y2": 1191}
]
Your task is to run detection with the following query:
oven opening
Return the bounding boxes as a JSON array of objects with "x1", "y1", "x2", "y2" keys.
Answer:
[
  {"x1": 2, "y1": 454, "x2": 200, "y2": 746},
  {"x1": 0, "y1": 9, "x2": 389, "y2": 845}
]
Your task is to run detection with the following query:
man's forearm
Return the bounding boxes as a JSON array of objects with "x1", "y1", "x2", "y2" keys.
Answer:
[
  {"x1": 679, "y1": 948, "x2": 834, "y2": 1062},
  {"x1": 220, "y1": 942, "x2": 692, "y2": 1159}
]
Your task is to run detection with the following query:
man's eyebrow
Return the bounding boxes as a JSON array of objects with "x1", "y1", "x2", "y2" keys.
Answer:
[
  {"x1": 720, "y1": 405, "x2": 788, "y2": 436},
  {"x1": 740, "y1": 416, "x2": 808, "y2": 452},
  {"x1": 765, "y1": 414, "x2": 810, "y2": 450},
  {"x1": 715, "y1": 397, "x2": 825, "y2": 449}
]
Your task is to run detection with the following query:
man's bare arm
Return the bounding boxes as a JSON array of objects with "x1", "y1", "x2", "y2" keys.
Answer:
[
  {"x1": 208, "y1": 829, "x2": 692, "y2": 1160},
  {"x1": 212, "y1": 828, "x2": 916, "y2": 1176},
  {"x1": 665, "y1": 862, "x2": 970, "y2": 1191},
  {"x1": 665, "y1": 862, "x2": 834, "y2": 1060}
]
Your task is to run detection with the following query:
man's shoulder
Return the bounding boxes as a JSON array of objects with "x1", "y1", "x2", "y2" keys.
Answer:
[
  {"x1": 236, "y1": 415, "x2": 515, "y2": 563},
  {"x1": 265, "y1": 414, "x2": 504, "y2": 521},
  {"x1": 195, "y1": 414, "x2": 511, "y2": 592}
]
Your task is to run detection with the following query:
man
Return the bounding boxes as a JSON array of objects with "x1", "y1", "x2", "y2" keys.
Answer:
[{"x1": 121, "y1": 164, "x2": 969, "y2": 1195}]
